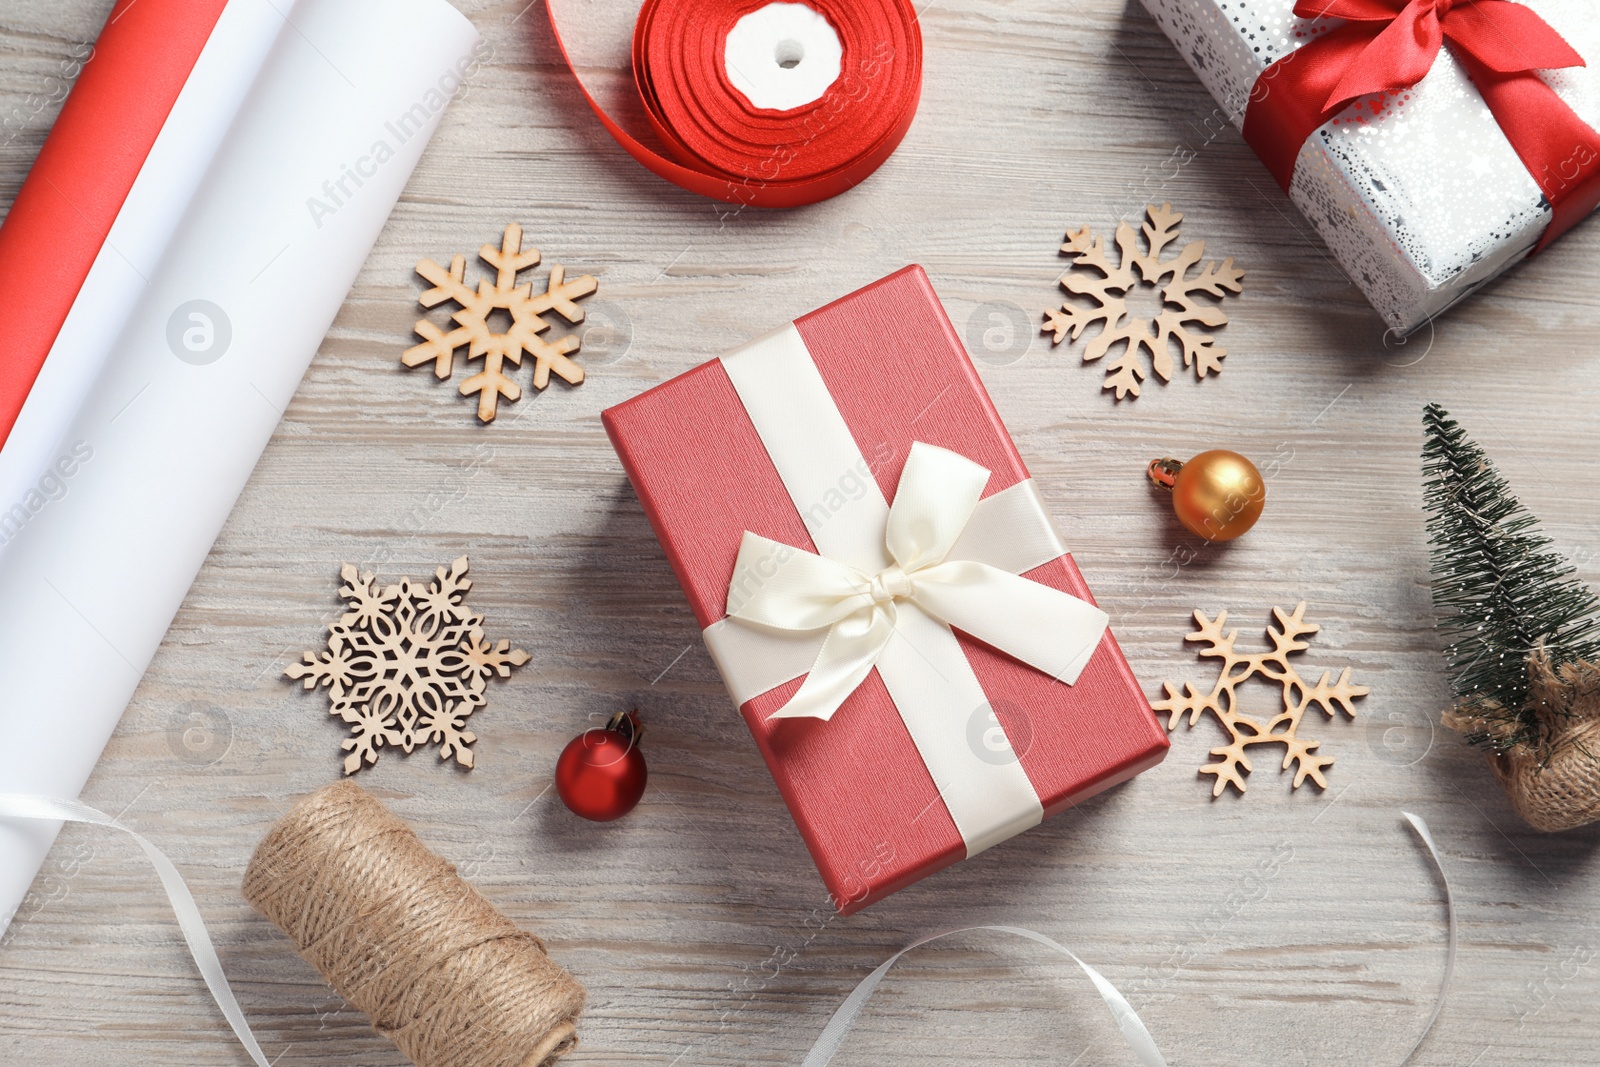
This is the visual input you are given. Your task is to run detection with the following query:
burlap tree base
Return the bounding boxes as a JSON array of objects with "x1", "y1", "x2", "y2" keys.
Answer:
[{"x1": 1445, "y1": 650, "x2": 1600, "y2": 833}]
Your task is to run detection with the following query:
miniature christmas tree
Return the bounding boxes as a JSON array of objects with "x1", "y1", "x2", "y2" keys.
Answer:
[{"x1": 1423, "y1": 404, "x2": 1600, "y2": 831}]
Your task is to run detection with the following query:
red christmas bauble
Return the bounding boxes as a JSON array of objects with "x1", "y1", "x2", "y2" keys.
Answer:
[{"x1": 555, "y1": 711, "x2": 647, "y2": 821}]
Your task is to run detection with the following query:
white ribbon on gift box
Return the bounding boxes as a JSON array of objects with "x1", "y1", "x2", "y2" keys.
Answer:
[{"x1": 700, "y1": 325, "x2": 1109, "y2": 856}]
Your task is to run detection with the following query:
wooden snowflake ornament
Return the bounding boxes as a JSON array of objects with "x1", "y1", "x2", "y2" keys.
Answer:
[
  {"x1": 403, "y1": 223, "x2": 597, "y2": 422},
  {"x1": 285, "y1": 557, "x2": 530, "y2": 774},
  {"x1": 1153, "y1": 603, "x2": 1368, "y2": 796},
  {"x1": 1043, "y1": 203, "x2": 1243, "y2": 400}
]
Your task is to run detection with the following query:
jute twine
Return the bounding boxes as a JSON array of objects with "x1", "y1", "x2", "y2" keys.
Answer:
[
  {"x1": 243, "y1": 780, "x2": 585, "y2": 1067},
  {"x1": 1444, "y1": 649, "x2": 1600, "y2": 833}
]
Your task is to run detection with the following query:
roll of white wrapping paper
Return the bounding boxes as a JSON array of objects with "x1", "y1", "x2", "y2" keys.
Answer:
[
  {"x1": 0, "y1": 0, "x2": 284, "y2": 520},
  {"x1": 0, "y1": 0, "x2": 482, "y2": 931}
]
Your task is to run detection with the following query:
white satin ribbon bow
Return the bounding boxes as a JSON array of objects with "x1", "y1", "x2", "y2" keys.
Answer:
[{"x1": 725, "y1": 442, "x2": 1110, "y2": 722}]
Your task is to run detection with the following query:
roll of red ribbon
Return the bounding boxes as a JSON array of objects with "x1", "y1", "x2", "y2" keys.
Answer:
[{"x1": 547, "y1": 0, "x2": 922, "y2": 208}]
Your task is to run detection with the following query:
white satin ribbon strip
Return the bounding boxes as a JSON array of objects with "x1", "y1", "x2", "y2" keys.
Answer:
[
  {"x1": 876, "y1": 603, "x2": 1045, "y2": 854},
  {"x1": 718, "y1": 327, "x2": 1116, "y2": 854},
  {"x1": 0, "y1": 798, "x2": 1455, "y2": 1067},
  {"x1": 803, "y1": 925, "x2": 1168, "y2": 1067},
  {"x1": 804, "y1": 813, "x2": 1457, "y2": 1067},
  {"x1": 1399, "y1": 811, "x2": 1457, "y2": 1067},
  {"x1": 720, "y1": 324, "x2": 892, "y2": 575},
  {"x1": 0, "y1": 795, "x2": 271, "y2": 1067}
]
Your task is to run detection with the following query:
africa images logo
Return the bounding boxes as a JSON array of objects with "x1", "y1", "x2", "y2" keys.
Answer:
[
  {"x1": 0, "y1": 441, "x2": 94, "y2": 547},
  {"x1": 166, "y1": 300, "x2": 232, "y2": 365},
  {"x1": 305, "y1": 39, "x2": 492, "y2": 230},
  {"x1": 966, "y1": 699, "x2": 1033, "y2": 766}
]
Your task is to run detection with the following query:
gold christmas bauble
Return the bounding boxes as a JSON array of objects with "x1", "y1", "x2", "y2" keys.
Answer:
[{"x1": 1148, "y1": 450, "x2": 1265, "y2": 541}]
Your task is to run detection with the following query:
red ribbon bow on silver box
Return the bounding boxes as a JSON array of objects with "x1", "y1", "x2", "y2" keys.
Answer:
[{"x1": 1244, "y1": 0, "x2": 1600, "y2": 251}]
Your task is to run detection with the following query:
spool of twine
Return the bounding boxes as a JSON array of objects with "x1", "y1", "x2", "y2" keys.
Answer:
[
  {"x1": 1444, "y1": 648, "x2": 1600, "y2": 833},
  {"x1": 243, "y1": 780, "x2": 585, "y2": 1067}
]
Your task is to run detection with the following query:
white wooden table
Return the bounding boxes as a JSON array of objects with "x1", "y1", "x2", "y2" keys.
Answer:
[{"x1": 3, "y1": 1, "x2": 1599, "y2": 1064}]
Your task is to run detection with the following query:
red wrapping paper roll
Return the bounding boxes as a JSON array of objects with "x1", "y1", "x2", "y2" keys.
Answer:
[
  {"x1": 0, "y1": 0, "x2": 230, "y2": 449},
  {"x1": 548, "y1": 0, "x2": 922, "y2": 208}
]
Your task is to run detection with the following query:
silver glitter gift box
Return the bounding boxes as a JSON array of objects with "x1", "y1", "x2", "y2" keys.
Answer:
[{"x1": 1138, "y1": 0, "x2": 1600, "y2": 332}]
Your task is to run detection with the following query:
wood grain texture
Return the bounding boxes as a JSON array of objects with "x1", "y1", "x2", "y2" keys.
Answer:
[{"x1": 2, "y1": 0, "x2": 1599, "y2": 1064}]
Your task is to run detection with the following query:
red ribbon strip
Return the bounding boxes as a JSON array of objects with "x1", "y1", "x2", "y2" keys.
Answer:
[
  {"x1": 546, "y1": 0, "x2": 922, "y2": 209},
  {"x1": 1242, "y1": 0, "x2": 1600, "y2": 251}
]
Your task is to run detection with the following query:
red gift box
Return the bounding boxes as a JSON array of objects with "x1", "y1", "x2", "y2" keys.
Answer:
[{"x1": 603, "y1": 266, "x2": 1167, "y2": 912}]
